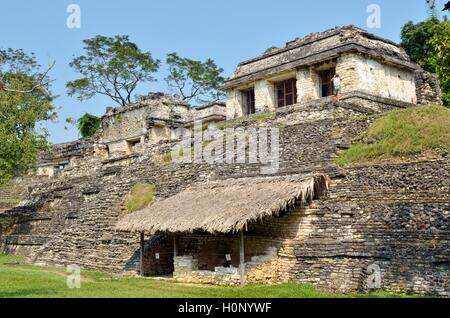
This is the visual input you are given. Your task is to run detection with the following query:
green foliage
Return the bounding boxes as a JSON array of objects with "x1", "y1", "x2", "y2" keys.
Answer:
[
  {"x1": 400, "y1": 18, "x2": 450, "y2": 106},
  {"x1": 430, "y1": 21, "x2": 450, "y2": 105},
  {"x1": 162, "y1": 152, "x2": 173, "y2": 163},
  {"x1": 0, "y1": 216, "x2": 16, "y2": 225},
  {"x1": 0, "y1": 255, "x2": 419, "y2": 298},
  {"x1": 67, "y1": 35, "x2": 160, "y2": 106},
  {"x1": 125, "y1": 183, "x2": 156, "y2": 212},
  {"x1": 0, "y1": 49, "x2": 56, "y2": 186},
  {"x1": 401, "y1": 17, "x2": 442, "y2": 72},
  {"x1": 165, "y1": 52, "x2": 226, "y2": 104},
  {"x1": 264, "y1": 46, "x2": 278, "y2": 54},
  {"x1": 336, "y1": 105, "x2": 450, "y2": 166},
  {"x1": 76, "y1": 113, "x2": 101, "y2": 138}
]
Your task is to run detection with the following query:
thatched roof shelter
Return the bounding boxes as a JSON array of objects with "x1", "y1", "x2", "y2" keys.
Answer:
[{"x1": 116, "y1": 175, "x2": 330, "y2": 235}]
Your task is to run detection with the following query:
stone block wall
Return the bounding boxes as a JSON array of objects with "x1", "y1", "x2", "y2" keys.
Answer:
[
  {"x1": 1, "y1": 99, "x2": 449, "y2": 294},
  {"x1": 349, "y1": 54, "x2": 417, "y2": 104},
  {"x1": 240, "y1": 160, "x2": 450, "y2": 294},
  {"x1": 415, "y1": 70, "x2": 443, "y2": 105}
]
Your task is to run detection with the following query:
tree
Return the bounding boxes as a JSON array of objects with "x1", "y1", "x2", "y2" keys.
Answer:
[
  {"x1": 444, "y1": 1, "x2": 450, "y2": 11},
  {"x1": 165, "y1": 53, "x2": 225, "y2": 104},
  {"x1": 430, "y1": 20, "x2": 450, "y2": 105},
  {"x1": 0, "y1": 49, "x2": 56, "y2": 185},
  {"x1": 67, "y1": 35, "x2": 160, "y2": 106},
  {"x1": 0, "y1": 48, "x2": 54, "y2": 94},
  {"x1": 401, "y1": 18, "x2": 450, "y2": 106},
  {"x1": 400, "y1": 17, "x2": 442, "y2": 72}
]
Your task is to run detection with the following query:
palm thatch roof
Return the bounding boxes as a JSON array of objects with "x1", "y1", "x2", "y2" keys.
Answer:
[{"x1": 116, "y1": 175, "x2": 330, "y2": 235}]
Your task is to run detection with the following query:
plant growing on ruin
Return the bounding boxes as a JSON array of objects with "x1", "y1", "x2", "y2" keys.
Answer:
[
  {"x1": 67, "y1": 35, "x2": 160, "y2": 106},
  {"x1": 125, "y1": 183, "x2": 156, "y2": 213},
  {"x1": 264, "y1": 46, "x2": 278, "y2": 54},
  {"x1": 76, "y1": 113, "x2": 102, "y2": 138},
  {"x1": 0, "y1": 49, "x2": 57, "y2": 186},
  {"x1": 165, "y1": 53, "x2": 226, "y2": 104}
]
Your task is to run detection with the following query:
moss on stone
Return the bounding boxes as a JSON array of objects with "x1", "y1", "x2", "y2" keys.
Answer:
[{"x1": 125, "y1": 183, "x2": 156, "y2": 213}]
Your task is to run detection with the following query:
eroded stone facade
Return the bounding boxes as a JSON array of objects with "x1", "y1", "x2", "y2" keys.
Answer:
[{"x1": 224, "y1": 26, "x2": 440, "y2": 119}]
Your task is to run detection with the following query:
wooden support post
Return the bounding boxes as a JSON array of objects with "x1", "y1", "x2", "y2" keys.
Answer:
[
  {"x1": 173, "y1": 235, "x2": 178, "y2": 258},
  {"x1": 140, "y1": 232, "x2": 144, "y2": 277},
  {"x1": 240, "y1": 229, "x2": 245, "y2": 287}
]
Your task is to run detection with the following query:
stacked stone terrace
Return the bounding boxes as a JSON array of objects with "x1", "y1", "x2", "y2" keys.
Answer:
[{"x1": 0, "y1": 25, "x2": 448, "y2": 295}]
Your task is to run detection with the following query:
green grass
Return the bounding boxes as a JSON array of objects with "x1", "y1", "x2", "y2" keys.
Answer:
[
  {"x1": 125, "y1": 183, "x2": 155, "y2": 213},
  {"x1": 0, "y1": 255, "x2": 420, "y2": 298},
  {"x1": 162, "y1": 142, "x2": 211, "y2": 163},
  {"x1": 0, "y1": 198, "x2": 21, "y2": 204},
  {"x1": 337, "y1": 105, "x2": 450, "y2": 166},
  {"x1": 218, "y1": 112, "x2": 276, "y2": 129},
  {"x1": 0, "y1": 216, "x2": 16, "y2": 225}
]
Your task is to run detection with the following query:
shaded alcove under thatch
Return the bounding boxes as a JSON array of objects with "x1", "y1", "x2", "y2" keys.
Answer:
[
  {"x1": 116, "y1": 174, "x2": 330, "y2": 285},
  {"x1": 116, "y1": 174, "x2": 330, "y2": 235}
]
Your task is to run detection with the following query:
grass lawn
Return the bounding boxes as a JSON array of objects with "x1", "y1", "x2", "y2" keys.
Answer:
[
  {"x1": 0, "y1": 255, "x2": 419, "y2": 298},
  {"x1": 337, "y1": 105, "x2": 450, "y2": 166}
]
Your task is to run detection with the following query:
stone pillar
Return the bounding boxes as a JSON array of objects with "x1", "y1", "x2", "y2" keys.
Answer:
[
  {"x1": 415, "y1": 70, "x2": 443, "y2": 105},
  {"x1": 226, "y1": 90, "x2": 243, "y2": 119},
  {"x1": 296, "y1": 67, "x2": 318, "y2": 102},
  {"x1": 255, "y1": 80, "x2": 276, "y2": 112},
  {"x1": 335, "y1": 54, "x2": 360, "y2": 94}
]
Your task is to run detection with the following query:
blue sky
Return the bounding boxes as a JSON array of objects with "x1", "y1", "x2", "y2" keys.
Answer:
[{"x1": 1, "y1": 0, "x2": 446, "y2": 143}]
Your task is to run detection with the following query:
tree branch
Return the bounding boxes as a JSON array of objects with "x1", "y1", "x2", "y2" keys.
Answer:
[{"x1": 1, "y1": 61, "x2": 56, "y2": 94}]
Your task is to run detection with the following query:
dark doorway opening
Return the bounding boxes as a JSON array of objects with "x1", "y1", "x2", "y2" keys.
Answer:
[
  {"x1": 319, "y1": 68, "x2": 336, "y2": 97},
  {"x1": 242, "y1": 88, "x2": 256, "y2": 115}
]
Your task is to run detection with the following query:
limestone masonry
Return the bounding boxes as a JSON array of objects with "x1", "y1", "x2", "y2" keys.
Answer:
[{"x1": 0, "y1": 26, "x2": 448, "y2": 295}]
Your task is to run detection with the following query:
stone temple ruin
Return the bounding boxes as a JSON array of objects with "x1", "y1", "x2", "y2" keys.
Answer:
[{"x1": 1, "y1": 25, "x2": 449, "y2": 295}]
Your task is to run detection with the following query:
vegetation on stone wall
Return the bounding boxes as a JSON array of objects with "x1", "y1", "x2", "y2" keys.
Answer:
[
  {"x1": 125, "y1": 183, "x2": 156, "y2": 213},
  {"x1": 401, "y1": 17, "x2": 450, "y2": 106},
  {"x1": 336, "y1": 105, "x2": 450, "y2": 166},
  {"x1": 264, "y1": 46, "x2": 279, "y2": 54},
  {"x1": 75, "y1": 113, "x2": 101, "y2": 139},
  {"x1": 0, "y1": 49, "x2": 57, "y2": 186}
]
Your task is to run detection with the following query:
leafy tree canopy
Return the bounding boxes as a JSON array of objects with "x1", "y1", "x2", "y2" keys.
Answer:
[
  {"x1": 401, "y1": 18, "x2": 450, "y2": 106},
  {"x1": 67, "y1": 35, "x2": 160, "y2": 106},
  {"x1": 0, "y1": 49, "x2": 56, "y2": 185},
  {"x1": 165, "y1": 52, "x2": 226, "y2": 104}
]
